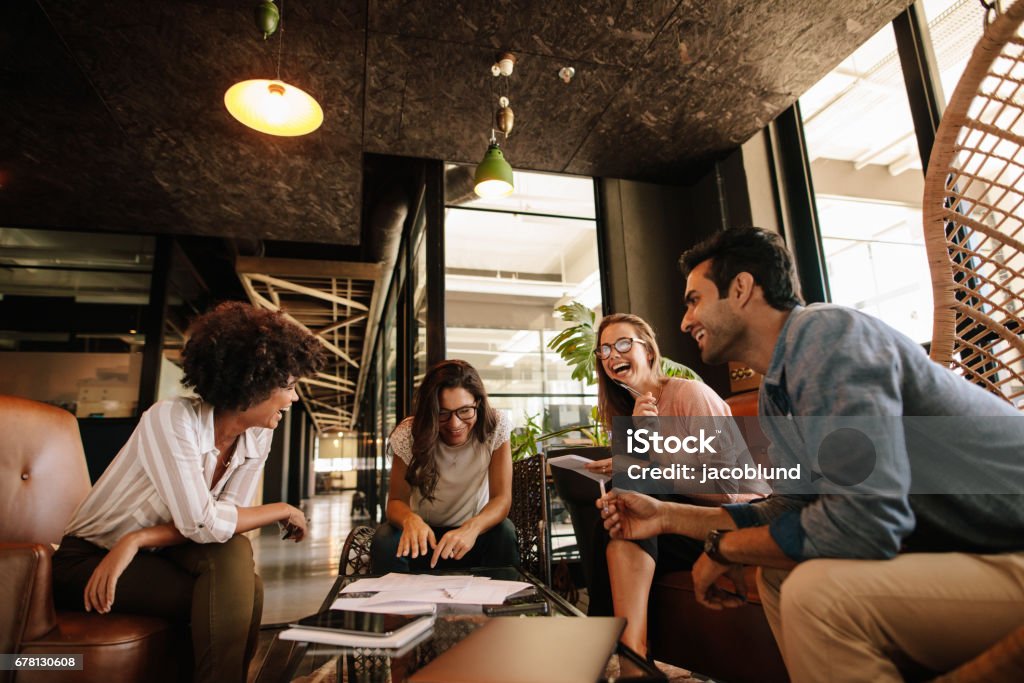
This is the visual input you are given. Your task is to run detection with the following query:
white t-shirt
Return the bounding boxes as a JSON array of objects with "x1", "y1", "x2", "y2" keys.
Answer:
[{"x1": 388, "y1": 410, "x2": 512, "y2": 527}]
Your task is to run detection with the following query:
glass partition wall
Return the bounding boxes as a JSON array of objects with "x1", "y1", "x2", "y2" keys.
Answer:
[{"x1": 444, "y1": 168, "x2": 603, "y2": 443}]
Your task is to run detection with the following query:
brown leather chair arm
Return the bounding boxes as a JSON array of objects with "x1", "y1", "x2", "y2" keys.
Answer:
[{"x1": 0, "y1": 543, "x2": 58, "y2": 654}]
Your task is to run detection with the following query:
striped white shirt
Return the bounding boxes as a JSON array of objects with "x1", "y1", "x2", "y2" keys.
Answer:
[{"x1": 65, "y1": 397, "x2": 272, "y2": 549}]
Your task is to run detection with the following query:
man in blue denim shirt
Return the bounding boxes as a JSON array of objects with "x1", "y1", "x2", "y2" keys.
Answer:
[{"x1": 598, "y1": 227, "x2": 1024, "y2": 682}]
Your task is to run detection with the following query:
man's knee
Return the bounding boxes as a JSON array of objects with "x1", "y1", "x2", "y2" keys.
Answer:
[{"x1": 779, "y1": 559, "x2": 851, "y2": 624}]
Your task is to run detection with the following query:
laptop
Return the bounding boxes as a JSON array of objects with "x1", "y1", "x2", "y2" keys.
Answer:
[{"x1": 408, "y1": 616, "x2": 626, "y2": 683}]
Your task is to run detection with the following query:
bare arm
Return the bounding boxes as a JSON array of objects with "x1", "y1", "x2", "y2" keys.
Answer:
[
  {"x1": 460, "y1": 439, "x2": 512, "y2": 535},
  {"x1": 385, "y1": 456, "x2": 419, "y2": 528},
  {"x1": 386, "y1": 456, "x2": 437, "y2": 559}
]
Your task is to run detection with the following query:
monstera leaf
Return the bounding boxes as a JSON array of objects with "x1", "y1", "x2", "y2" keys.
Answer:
[
  {"x1": 548, "y1": 300, "x2": 703, "y2": 385},
  {"x1": 662, "y1": 357, "x2": 702, "y2": 382},
  {"x1": 548, "y1": 302, "x2": 598, "y2": 385}
]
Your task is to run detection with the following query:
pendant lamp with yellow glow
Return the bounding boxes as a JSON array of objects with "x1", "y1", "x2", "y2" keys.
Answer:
[
  {"x1": 225, "y1": 0, "x2": 323, "y2": 137},
  {"x1": 225, "y1": 79, "x2": 322, "y2": 136}
]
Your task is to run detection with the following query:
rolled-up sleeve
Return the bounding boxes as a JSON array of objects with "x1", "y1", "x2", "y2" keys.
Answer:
[
  {"x1": 136, "y1": 402, "x2": 239, "y2": 543},
  {"x1": 724, "y1": 494, "x2": 815, "y2": 529}
]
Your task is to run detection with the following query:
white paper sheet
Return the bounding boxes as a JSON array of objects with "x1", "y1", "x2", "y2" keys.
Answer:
[
  {"x1": 340, "y1": 573, "x2": 476, "y2": 594},
  {"x1": 547, "y1": 453, "x2": 610, "y2": 483},
  {"x1": 337, "y1": 574, "x2": 534, "y2": 607}
]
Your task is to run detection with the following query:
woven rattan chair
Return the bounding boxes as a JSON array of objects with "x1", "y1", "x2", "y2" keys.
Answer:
[
  {"x1": 923, "y1": 2, "x2": 1024, "y2": 680},
  {"x1": 924, "y1": 0, "x2": 1024, "y2": 404}
]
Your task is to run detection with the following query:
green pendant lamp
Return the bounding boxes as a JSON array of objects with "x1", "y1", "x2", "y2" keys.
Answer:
[
  {"x1": 474, "y1": 137, "x2": 514, "y2": 198},
  {"x1": 474, "y1": 53, "x2": 517, "y2": 198}
]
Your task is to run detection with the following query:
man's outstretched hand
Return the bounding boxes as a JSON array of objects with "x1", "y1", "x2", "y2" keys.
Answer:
[{"x1": 596, "y1": 490, "x2": 665, "y2": 540}]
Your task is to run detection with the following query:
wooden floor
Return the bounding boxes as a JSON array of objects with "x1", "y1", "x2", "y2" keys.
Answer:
[{"x1": 247, "y1": 491, "x2": 368, "y2": 682}]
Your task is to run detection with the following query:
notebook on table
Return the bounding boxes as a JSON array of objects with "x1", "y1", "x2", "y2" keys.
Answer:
[
  {"x1": 280, "y1": 610, "x2": 434, "y2": 649},
  {"x1": 408, "y1": 616, "x2": 625, "y2": 683}
]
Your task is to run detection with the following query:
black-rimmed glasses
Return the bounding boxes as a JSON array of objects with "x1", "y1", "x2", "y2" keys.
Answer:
[
  {"x1": 593, "y1": 337, "x2": 649, "y2": 360},
  {"x1": 438, "y1": 404, "x2": 478, "y2": 423}
]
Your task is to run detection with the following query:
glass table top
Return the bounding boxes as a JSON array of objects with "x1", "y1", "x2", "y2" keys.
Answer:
[{"x1": 255, "y1": 567, "x2": 666, "y2": 682}]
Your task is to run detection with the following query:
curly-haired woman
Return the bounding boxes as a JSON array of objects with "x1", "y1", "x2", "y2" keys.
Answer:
[
  {"x1": 51, "y1": 302, "x2": 324, "y2": 683},
  {"x1": 370, "y1": 359, "x2": 519, "y2": 572}
]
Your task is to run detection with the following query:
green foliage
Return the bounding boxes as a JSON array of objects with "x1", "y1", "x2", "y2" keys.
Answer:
[
  {"x1": 510, "y1": 411, "x2": 602, "y2": 462},
  {"x1": 579, "y1": 406, "x2": 609, "y2": 447},
  {"x1": 548, "y1": 300, "x2": 703, "y2": 386},
  {"x1": 662, "y1": 357, "x2": 702, "y2": 382},
  {"x1": 548, "y1": 302, "x2": 598, "y2": 386},
  {"x1": 512, "y1": 301, "x2": 701, "y2": 461}
]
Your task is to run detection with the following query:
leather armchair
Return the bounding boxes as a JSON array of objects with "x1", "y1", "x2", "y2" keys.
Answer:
[{"x1": 0, "y1": 395, "x2": 182, "y2": 683}]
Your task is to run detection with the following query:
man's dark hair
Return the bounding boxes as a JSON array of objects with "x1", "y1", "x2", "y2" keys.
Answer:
[
  {"x1": 182, "y1": 301, "x2": 324, "y2": 411},
  {"x1": 679, "y1": 227, "x2": 803, "y2": 311}
]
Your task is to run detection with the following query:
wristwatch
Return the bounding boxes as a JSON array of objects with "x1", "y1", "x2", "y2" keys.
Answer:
[{"x1": 704, "y1": 529, "x2": 732, "y2": 565}]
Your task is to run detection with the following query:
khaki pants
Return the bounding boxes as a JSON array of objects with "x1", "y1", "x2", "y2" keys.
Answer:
[
  {"x1": 53, "y1": 534, "x2": 263, "y2": 683},
  {"x1": 756, "y1": 552, "x2": 1024, "y2": 682}
]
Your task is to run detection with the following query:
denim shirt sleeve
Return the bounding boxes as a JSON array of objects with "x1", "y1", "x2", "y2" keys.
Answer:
[{"x1": 767, "y1": 308, "x2": 916, "y2": 561}]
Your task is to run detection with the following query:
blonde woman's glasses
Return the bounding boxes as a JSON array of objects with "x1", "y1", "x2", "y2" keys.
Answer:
[{"x1": 593, "y1": 337, "x2": 649, "y2": 360}]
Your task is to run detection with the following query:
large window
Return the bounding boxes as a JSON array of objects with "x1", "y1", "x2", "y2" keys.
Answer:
[
  {"x1": 799, "y1": 0, "x2": 986, "y2": 343},
  {"x1": 444, "y1": 169, "x2": 602, "y2": 438}
]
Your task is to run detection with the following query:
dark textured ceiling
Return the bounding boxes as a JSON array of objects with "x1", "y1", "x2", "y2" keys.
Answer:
[{"x1": 1, "y1": 0, "x2": 912, "y2": 245}]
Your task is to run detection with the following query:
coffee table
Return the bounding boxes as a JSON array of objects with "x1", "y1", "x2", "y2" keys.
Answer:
[{"x1": 254, "y1": 566, "x2": 665, "y2": 682}]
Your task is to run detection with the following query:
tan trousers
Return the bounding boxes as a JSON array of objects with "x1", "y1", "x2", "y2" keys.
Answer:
[{"x1": 757, "y1": 552, "x2": 1024, "y2": 682}]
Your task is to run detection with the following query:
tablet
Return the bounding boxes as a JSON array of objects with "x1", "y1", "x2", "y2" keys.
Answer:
[{"x1": 291, "y1": 609, "x2": 429, "y2": 637}]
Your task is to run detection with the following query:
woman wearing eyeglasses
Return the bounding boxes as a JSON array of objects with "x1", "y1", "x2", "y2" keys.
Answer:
[
  {"x1": 370, "y1": 359, "x2": 518, "y2": 572},
  {"x1": 585, "y1": 312, "x2": 736, "y2": 660}
]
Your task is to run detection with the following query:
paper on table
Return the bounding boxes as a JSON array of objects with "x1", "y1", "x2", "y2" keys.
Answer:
[
  {"x1": 547, "y1": 454, "x2": 610, "y2": 483},
  {"x1": 360, "y1": 578, "x2": 534, "y2": 606},
  {"x1": 340, "y1": 573, "x2": 475, "y2": 594}
]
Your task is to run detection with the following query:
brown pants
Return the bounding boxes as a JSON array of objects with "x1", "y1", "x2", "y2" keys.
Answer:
[
  {"x1": 53, "y1": 534, "x2": 263, "y2": 683},
  {"x1": 757, "y1": 552, "x2": 1024, "y2": 682}
]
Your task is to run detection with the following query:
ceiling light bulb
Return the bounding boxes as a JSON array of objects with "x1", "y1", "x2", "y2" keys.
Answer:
[{"x1": 264, "y1": 83, "x2": 290, "y2": 124}]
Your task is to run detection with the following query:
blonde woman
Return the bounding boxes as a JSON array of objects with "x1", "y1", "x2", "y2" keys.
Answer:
[{"x1": 585, "y1": 313, "x2": 736, "y2": 658}]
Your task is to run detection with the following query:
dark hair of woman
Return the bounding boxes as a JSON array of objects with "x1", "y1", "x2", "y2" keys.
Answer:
[
  {"x1": 595, "y1": 313, "x2": 665, "y2": 429},
  {"x1": 405, "y1": 359, "x2": 497, "y2": 501},
  {"x1": 181, "y1": 301, "x2": 325, "y2": 411}
]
